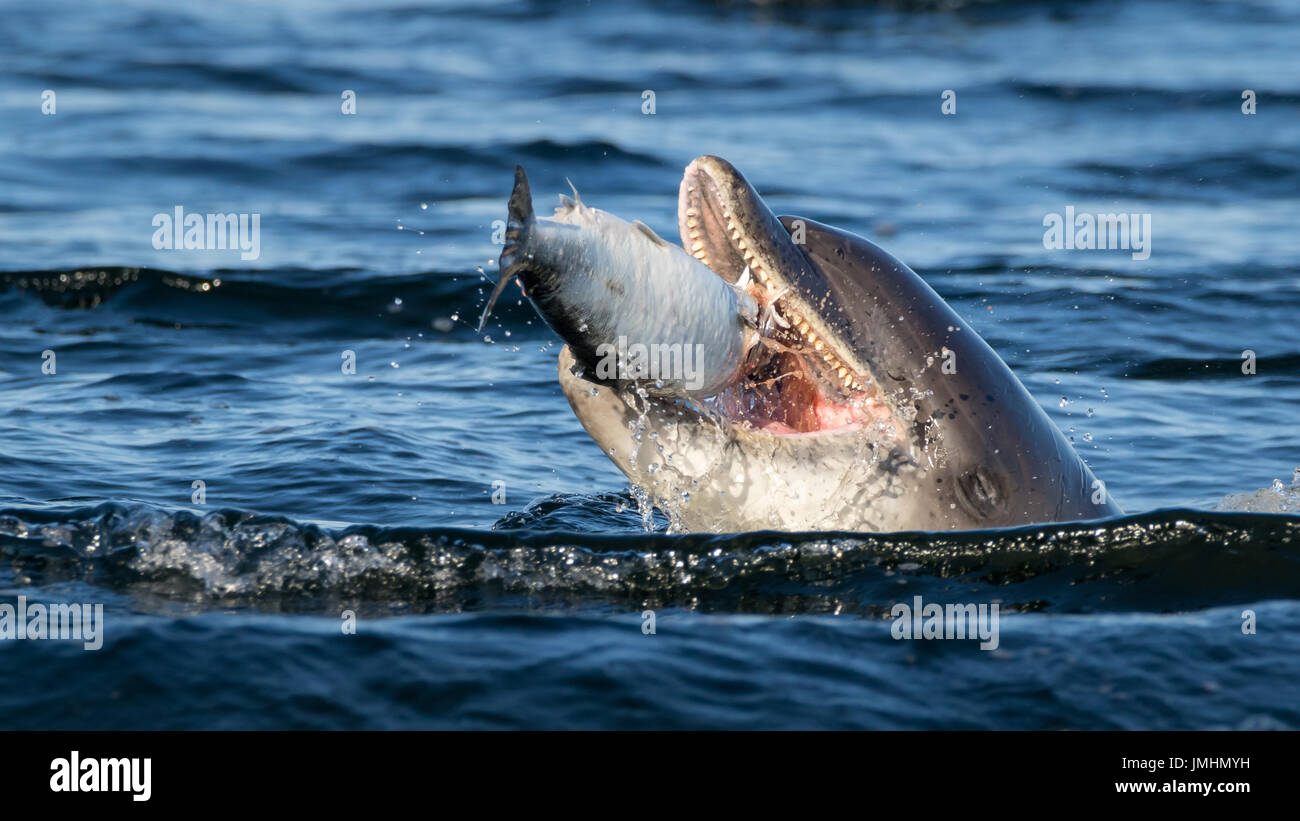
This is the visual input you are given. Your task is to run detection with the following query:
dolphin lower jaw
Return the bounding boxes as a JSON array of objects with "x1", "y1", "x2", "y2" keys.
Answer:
[{"x1": 558, "y1": 347, "x2": 920, "y2": 532}]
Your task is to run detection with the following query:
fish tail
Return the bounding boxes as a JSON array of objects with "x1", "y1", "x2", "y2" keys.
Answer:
[{"x1": 479, "y1": 166, "x2": 534, "y2": 332}]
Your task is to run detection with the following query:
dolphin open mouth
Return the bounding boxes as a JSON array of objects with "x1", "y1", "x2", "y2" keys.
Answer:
[{"x1": 676, "y1": 156, "x2": 899, "y2": 439}]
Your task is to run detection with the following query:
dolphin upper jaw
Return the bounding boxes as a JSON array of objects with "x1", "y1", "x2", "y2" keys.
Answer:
[{"x1": 678, "y1": 156, "x2": 883, "y2": 403}]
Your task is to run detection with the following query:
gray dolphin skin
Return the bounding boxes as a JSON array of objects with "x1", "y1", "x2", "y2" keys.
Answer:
[{"x1": 493, "y1": 155, "x2": 1122, "y2": 532}]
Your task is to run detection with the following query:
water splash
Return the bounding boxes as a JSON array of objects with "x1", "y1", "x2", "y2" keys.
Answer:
[{"x1": 1, "y1": 502, "x2": 1297, "y2": 617}]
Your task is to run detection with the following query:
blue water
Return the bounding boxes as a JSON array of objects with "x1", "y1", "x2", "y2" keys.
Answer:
[{"x1": 1, "y1": 0, "x2": 1298, "y2": 729}]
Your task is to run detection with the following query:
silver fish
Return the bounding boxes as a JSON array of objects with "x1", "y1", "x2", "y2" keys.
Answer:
[{"x1": 479, "y1": 166, "x2": 757, "y2": 397}]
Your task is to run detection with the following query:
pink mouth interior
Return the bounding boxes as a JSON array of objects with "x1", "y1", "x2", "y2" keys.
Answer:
[{"x1": 712, "y1": 345, "x2": 882, "y2": 436}]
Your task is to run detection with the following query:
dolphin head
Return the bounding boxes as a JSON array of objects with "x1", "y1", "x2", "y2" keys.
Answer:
[{"x1": 558, "y1": 156, "x2": 1118, "y2": 532}]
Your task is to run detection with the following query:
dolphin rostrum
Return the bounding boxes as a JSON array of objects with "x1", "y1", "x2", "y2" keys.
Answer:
[{"x1": 486, "y1": 155, "x2": 1122, "y2": 532}]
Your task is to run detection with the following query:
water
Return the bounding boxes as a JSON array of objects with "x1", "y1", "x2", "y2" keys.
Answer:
[{"x1": 1, "y1": 0, "x2": 1298, "y2": 729}]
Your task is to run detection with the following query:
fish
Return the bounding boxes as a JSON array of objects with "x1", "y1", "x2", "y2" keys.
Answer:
[{"x1": 479, "y1": 166, "x2": 759, "y2": 397}]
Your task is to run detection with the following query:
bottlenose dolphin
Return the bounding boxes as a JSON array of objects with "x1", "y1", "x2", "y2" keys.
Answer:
[{"x1": 491, "y1": 156, "x2": 1121, "y2": 532}]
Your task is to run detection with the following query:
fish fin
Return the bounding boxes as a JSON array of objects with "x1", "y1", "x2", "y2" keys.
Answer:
[
  {"x1": 477, "y1": 270, "x2": 519, "y2": 332},
  {"x1": 557, "y1": 178, "x2": 585, "y2": 214},
  {"x1": 481, "y1": 166, "x2": 534, "y2": 332},
  {"x1": 632, "y1": 220, "x2": 668, "y2": 247},
  {"x1": 505, "y1": 165, "x2": 534, "y2": 239}
]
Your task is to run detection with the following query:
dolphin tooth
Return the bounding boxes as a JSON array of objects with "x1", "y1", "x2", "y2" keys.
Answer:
[
  {"x1": 813, "y1": 339, "x2": 824, "y2": 351},
  {"x1": 687, "y1": 219, "x2": 699, "y2": 229},
  {"x1": 686, "y1": 207, "x2": 698, "y2": 217},
  {"x1": 692, "y1": 240, "x2": 704, "y2": 252}
]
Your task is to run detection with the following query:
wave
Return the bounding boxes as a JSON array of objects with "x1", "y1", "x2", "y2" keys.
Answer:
[
  {"x1": 1010, "y1": 83, "x2": 1300, "y2": 108},
  {"x1": 0, "y1": 266, "x2": 513, "y2": 338},
  {"x1": 2, "y1": 501, "x2": 1297, "y2": 617}
]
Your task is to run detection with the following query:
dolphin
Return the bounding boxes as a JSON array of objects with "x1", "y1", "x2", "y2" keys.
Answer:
[{"x1": 494, "y1": 155, "x2": 1122, "y2": 532}]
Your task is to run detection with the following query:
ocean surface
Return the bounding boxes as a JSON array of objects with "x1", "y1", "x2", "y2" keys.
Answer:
[{"x1": 1, "y1": 0, "x2": 1298, "y2": 729}]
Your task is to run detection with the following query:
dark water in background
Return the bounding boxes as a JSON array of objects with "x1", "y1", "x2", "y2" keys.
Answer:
[{"x1": 1, "y1": 0, "x2": 1298, "y2": 729}]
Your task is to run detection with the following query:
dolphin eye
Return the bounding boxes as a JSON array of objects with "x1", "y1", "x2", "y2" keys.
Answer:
[{"x1": 955, "y1": 468, "x2": 1006, "y2": 520}]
